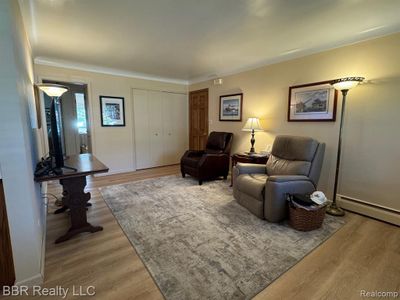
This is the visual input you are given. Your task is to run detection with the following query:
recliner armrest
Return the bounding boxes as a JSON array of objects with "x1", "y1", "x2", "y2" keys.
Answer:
[
  {"x1": 181, "y1": 150, "x2": 205, "y2": 160},
  {"x1": 235, "y1": 163, "x2": 266, "y2": 175},
  {"x1": 199, "y1": 153, "x2": 229, "y2": 166},
  {"x1": 267, "y1": 175, "x2": 311, "y2": 182},
  {"x1": 188, "y1": 150, "x2": 205, "y2": 156}
]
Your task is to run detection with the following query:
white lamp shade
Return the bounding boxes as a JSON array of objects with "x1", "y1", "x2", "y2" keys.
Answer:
[
  {"x1": 331, "y1": 77, "x2": 364, "y2": 91},
  {"x1": 37, "y1": 83, "x2": 69, "y2": 97},
  {"x1": 242, "y1": 117, "x2": 263, "y2": 132}
]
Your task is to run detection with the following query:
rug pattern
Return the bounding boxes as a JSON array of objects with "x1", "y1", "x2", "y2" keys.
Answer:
[{"x1": 100, "y1": 175, "x2": 344, "y2": 300}]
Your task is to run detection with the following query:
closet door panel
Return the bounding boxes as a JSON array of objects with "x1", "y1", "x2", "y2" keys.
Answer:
[
  {"x1": 171, "y1": 94, "x2": 188, "y2": 163},
  {"x1": 148, "y1": 91, "x2": 165, "y2": 167},
  {"x1": 133, "y1": 90, "x2": 151, "y2": 169},
  {"x1": 162, "y1": 93, "x2": 176, "y2": 165},
  {"x1": 134, "y1": 89, "x2": 188, "y2": 169}
]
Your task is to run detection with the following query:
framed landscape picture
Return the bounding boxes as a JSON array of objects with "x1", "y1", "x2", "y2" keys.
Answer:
[
  {"x1": 100, "y1": 96, "x2": 125, "y2": 126},
  {"x1": 219, "y1": 93, "x2": 243, "y2": 121},
  {"x1": 288, "y1": 81, "x2": 337, "y2": 122}
]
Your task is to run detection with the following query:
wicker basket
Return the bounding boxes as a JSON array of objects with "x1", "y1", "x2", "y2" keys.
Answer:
[{"x1": 288, "y1": 203, "x2": 326, "y2": 231}]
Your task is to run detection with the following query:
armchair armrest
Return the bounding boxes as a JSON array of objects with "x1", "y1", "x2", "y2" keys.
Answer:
[
  {"x1": 264, "y1": 176, "x2": 316, "y2": 223},
  {"x1": 187, "y1": 150, "x2": 205, "y2": 157},
  {"x1": 199, "y1": 153, "x2": 229, "y2": 167},
  {"x1": 267, "y1": 175, "x2": 311, "y2": 183},
  {"x1": 234, "y1": 163, "x2": 266, "y2": 175},
  {"x1": 195, "y1": 153, "x2": 230, "y2": 180},
  {"x1": 181, "y1": 150, "x2": 205, "y2": 161}
]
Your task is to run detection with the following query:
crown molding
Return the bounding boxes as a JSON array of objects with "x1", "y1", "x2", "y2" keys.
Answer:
[
  {"x1": 34, "y1": 57, "x2": 189, "y2": 85},
  {"x1": 188, "y1": 28, "x2": 400, "y2": 85},
  {"x1": 35, "y1": 28, "x2": 400, "y2": 87}
]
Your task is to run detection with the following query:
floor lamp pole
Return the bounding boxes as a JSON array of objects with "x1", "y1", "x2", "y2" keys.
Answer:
[{"x1": 326, "y1": 89, "x2": 348, "y2": 216}]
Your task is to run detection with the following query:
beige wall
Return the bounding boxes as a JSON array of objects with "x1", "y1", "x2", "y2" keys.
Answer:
[
  {"x1": 0, "y1": 0, "x2": 45, "y2": 284},
  {"x1": 34, "y1": 33, "x2": 400, "y2": 221},
  {"x1": 190, "y1": 33, "x2": 400, "y2": 213},
  {"x1": 34, "y1": 64, "x2": 187, "y2": 174}
]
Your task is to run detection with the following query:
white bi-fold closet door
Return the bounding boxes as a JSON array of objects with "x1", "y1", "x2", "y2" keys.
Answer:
[{"x1": 133, "y1": 89, "x2": 188, "y2": 169}]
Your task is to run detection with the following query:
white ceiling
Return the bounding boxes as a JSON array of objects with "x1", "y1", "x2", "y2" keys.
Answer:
[{"x1": 19, "y1": 0, "x2": 400, "y2": 84}]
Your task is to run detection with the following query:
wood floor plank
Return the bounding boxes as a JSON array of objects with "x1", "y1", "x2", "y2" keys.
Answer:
[
  {"x1": 40, "y1": 166, "x2": 181, "y2": 300},
  {"x1": 254, "y1": 214, "x2": 400, "y2": 300},
  {"x1": 5, "y1": 164, "x2": 399, "y2": 299}
]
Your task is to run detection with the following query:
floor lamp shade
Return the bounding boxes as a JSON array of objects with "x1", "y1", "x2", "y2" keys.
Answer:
[
  {"x1": 36, "y1": 83, "x2": 69, "y2": 97},
  {"x1": 331, "y1": 77, "x2": 364, "y2": 91},
  {"x1": 327, "y1": 76, "x2": 364, "y2": 216}
]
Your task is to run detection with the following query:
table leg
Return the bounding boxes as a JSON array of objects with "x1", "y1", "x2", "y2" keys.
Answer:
[
  {"x1": 54, "y1": 202, "x2": 92, "y2": 215},
  {"x1": 55, "y1": 176, "x2": 103, "y2": 243}
]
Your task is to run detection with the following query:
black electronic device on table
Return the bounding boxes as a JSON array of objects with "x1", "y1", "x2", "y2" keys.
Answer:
[
  {"x1": 48, "y1": 97, "x2": 76, "y2": 174},
  {"x1": 34, "y1": 157, "x2": 53, "y2": 177},
  {"x1": 35, "y1": 90, "x2": 77, "y2": 178}
]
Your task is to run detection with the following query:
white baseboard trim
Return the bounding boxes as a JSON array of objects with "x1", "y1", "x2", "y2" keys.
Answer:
[
  {"x1": 15, "y1": 273, "x2": 43, "y2": 287},
  {"x1": 93, "y1": 168, "x2": 136, "y2": 177},
  {"x1": 338, "y1": 196, "x2": 400, "y2": 226}
]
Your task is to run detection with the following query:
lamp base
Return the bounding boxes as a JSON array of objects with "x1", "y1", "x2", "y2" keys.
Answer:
[
  {"x1": 245, "y1": 151, "x2": 257, "y2": 155},
  {"x1": 326, "y1": 203, "x2": 345, "y2": 216}
]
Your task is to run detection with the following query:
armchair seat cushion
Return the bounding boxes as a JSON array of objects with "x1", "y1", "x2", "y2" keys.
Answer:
[
  {"x1": 186, "y1": 151, "x2": 204, "y2": 157},
  {"x1": 205, "y1": 149, "x2": 224, "y2": 154},
  {"x1": 236, "y1": 174, "x2": 268, "y2": 201},
  {"x1": 181, "y1": 156, "x2": 201, "y2": 168}
]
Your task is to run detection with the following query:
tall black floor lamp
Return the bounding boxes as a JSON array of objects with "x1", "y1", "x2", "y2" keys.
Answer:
[{"x1": 326, "y1": 77, "x2": 364, "y2": 216}]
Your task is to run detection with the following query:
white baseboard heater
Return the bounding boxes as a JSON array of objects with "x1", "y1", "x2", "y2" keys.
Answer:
[{"x1": 338, "y1": 194, "x2": 400, "y2": 226}]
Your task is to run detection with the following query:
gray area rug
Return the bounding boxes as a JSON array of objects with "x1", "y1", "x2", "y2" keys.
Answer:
[{"x1": 100, "y1": 175, "x2": 345, "y2": 300}]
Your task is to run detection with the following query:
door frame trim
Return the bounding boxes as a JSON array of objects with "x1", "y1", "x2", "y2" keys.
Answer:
[{"x1": 36, "y1": 74, "x2": 94, "y2": 156}]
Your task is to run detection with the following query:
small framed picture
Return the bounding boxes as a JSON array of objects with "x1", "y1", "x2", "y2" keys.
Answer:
[
  {"x1": 288, "y1": 81, "x2": 337, "y2": 122},
  {"x1": 219, "y1": 93, "x2": 243, "y2": 121},
  {"x1": 100, "y1": 96, "x2": 125, "y2": 126}
]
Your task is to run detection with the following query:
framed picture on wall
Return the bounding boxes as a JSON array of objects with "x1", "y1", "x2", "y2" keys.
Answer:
[
  {"x1": 100, "y1": 96, "x2": 125, "y2": 126},
  {"x1": 219, "y1": 93, "x2": 243, "y2": 121},
  {"x1": 288, "y1": 81, "x2": 337, "y2": 122}
]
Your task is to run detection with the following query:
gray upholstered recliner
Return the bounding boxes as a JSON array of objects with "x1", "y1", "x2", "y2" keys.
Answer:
[{"x1": 233, "y1": 135, "x2": 325, "y2": 222}]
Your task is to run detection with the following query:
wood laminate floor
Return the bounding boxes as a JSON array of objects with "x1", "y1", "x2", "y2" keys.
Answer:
[{"x1": 8, "y1": 165, "x2": 400, "y2": 299}]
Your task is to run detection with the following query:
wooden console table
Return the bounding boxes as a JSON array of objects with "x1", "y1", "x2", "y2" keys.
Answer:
[
  {"x1": 231, "y1": 153, "x2": 269, "y2": 186},
  {"x1": 35, "y1": 154, "x2": 109, "y2": 243}
]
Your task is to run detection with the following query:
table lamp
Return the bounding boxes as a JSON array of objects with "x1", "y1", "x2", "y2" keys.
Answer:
[{"x1": 242, "y1": 117, "x2": 264, "y2": 154}]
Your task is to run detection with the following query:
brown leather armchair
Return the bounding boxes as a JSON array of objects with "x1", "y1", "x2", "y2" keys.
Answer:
[{"x1": 181, "y1": 132, "x2": 233, "y2": 185}]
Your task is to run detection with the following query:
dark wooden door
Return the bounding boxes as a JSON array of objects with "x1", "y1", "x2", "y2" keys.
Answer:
[
  {"x1": 0, "y1": 180, "x2": 15, "y2": 287},
  {"x1": 189, "y1": 89, "x2": 209, "y2": 150}
]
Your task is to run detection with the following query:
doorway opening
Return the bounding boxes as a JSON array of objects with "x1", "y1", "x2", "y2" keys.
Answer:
[{"x1": 42, "y1": 80, "x2": 92, "y2": 156}]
